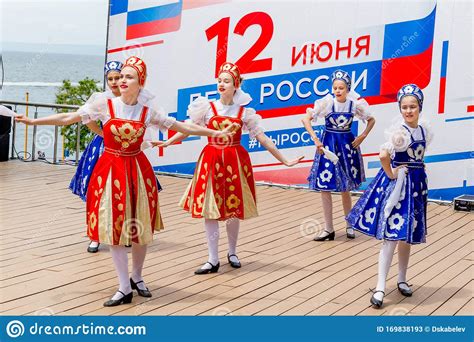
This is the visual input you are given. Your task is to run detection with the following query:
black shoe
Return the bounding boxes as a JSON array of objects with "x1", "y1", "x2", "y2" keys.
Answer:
[
  {"x1": 346, "y1": 227, "x2": 355, "y2": 239},
  {"x1": 194, "y1": 262, "x2": 220, "y2": 275},
  {"x1": 313, "y1": 230, "x2": 335, "y2": 241},
  {"x1": 227, "y1": 254, "x2": 241, "y2": 268},
  {"x1": 130, "y1": 278, "x2": 152, "y2": 297},
  {"x1": 370, "y1": 290, "x2": 385, "y2": 308},
  {"x1": 103, "y1": 290, "x2": 133, "y2": 307},
  {"x1": 87, "y1": 241, "x2": 100, "y2": 253},
  {"x1": 397, "y1": 282, "x2": 413, "y2": 297}
]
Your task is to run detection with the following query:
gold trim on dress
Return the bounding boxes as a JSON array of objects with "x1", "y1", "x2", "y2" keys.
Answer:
[
  {"x1": 236, "y1": 155, "x2": 258, "y2": 219},
  {"x1": 98, "y1": 169, "x2": 114, "y2": 245}
]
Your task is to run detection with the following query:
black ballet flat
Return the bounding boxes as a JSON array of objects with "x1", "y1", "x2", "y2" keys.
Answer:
[
  {"x1": 397, "y1": 282, "x2": 413, "y2": 297},
  {"x1": 370, "y1": 290, "x2": 385, "y2": 309},
  {"x1": 313, "y1": 230, "x2": 335, "y2": 241},
  {"x1": 103, "y1": 290, "x2": 133, "y2": 307},
  {"x1": 194, "y1": 262, "x2": 220, "y2": 275},
  {"x1": 87, "y1": 242, "x2": 100, "y2": 253},
  {"x1": 227, "y1": 254, "x2": 241, "y2": 268},
  {"x1": 130, "y1": 278, "x2": 152, "y2": 297},
  {"x1": 346, "y1": 227, "x2": 356, "y2": 239}
]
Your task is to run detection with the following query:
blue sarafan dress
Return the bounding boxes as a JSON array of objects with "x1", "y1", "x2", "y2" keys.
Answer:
[
  {"x1": 307, "y1": 93, "x2": 372, "y2": 192},
  {"x1": 347, "y1": 123, "x2": 433, "y2": 244},
  {"x1": 69, "y1": 132, "x2": 105, "y2": 201}
]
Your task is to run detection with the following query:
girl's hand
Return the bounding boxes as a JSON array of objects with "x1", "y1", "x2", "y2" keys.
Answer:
[
  {"x1": 216, "y1": 123, "x2": 240, "y2": 138},
  {"x1": 314, "y1": 139, "x2": 324, "y2": 154},
  {"x1": 352, "y1": 134, "x2": 366, "y2": 148},
  {"x1": 15, "y1": 115, "x2": 34, "y2": 125},
  {"x1": 284, "y1": 155, "x2": 304, "y2": 167},
  {"x1": 150, "y1": 141, "x2": 169, "y2": 148},
  {"x1": 391, "y1": 165, "x2": 407, "y2": 179}
]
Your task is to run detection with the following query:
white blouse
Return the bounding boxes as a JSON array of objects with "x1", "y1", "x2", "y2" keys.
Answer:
[
  {"x1": 187, "y1": 96, "x2": 264, "y2": 139},
  {"x1": 78, "y1": 90, "x2": 176, "y2": 133},
  {"x1": 307, "y1": 93, "x2": 372, "y2": 123},
  {"x1": 0, "y1": 105, "x2": 20, "y2": 117},
  {"x1": 380, "y1": 120, "x2": 433, "y2": 158}
]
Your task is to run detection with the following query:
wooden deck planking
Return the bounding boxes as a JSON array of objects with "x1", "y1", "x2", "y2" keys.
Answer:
[{"x1": 0, "y1": 161, "x2": 472, "y2": 316}]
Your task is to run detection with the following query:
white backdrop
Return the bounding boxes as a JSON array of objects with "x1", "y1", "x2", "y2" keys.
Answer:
[{"x1": 107, "y1": 0, "x2": 473, "y2": 201}]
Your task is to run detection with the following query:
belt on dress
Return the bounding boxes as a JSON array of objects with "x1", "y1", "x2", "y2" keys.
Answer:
[
  {"x1": 392, "y1": 161, "x2": 425, "y2": 168},
  {"x1": 104, "y1": 147, "x2": 141, "y2": 156},
  {"x1": 325, "y1": 127, "x2": 351, "y2": 133},
  {"x1": 207, "y1": 142, "x2": 242, "y2": 147}
]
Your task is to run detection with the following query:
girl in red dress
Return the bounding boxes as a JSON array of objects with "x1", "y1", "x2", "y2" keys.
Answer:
[
  {"x1": 153, "y1": 62, "x2": 303, "y2": 274},
  {"x1": 16, "y1": 56, "x2": 236, "y2": 306}
]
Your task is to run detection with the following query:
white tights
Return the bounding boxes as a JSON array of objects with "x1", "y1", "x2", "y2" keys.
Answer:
[
  {"x1": 109, "y1": 243, "x2": 148, "y2": 299},
  {"x1": 374, "y1": 240, "x2": 411, "y2": 300},
  {"x1": 319, "y1": 191, "x2": 353, "y2": 235},
  {"x1": 201, "y1": 218, "x2": 240, "y2": 269}
]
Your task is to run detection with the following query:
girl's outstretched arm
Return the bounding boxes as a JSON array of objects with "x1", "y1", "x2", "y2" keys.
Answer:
[
  {"x1": 15, "y1": 112, "x2": 81, "y2": 126},
  {"x1": 169, "y1": 121, "x2": 238, "y2": 139},
  {"x1": 255, "y1": 132, "x2": 304, "y2": 167}
]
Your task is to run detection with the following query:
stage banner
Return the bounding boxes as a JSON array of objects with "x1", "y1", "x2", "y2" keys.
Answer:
[{"x1": 107, "y1": 0, "x2": 473, "y2": 201}]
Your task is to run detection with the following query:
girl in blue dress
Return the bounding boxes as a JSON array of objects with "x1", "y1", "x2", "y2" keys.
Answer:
[
  {"x1": 69, "y1": 61, "x2": 123, "y2": 202},
  {"x1": 347, "y1": 84, "x2": 433, "y2": 308},
  {"x1": 69, "y1": 61, "x2": 123, "y2": 253},
  {"x1": 302, "y1": 69, "x2": 375, "y2": 241}
]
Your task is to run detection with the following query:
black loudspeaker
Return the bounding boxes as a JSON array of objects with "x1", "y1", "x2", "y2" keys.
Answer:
[{"x1": 0, "y1": 105, "x2": 12, "y2": 162}]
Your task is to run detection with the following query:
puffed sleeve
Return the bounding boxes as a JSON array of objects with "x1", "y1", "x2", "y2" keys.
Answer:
[
  {"x1": 306, "y1": 94, "x2": 333, "y2": 122},
  {"x1": 379, "y1": 124, "x2": 411, "y2": 159},
  {"x1": 187, "y1": 96, "x2": 212, "y2": 127},
  {"x1": 419, "y1": 120, "x2": 434, "y2": 147},
  {"x1": 78, "y1": 92, "x2": 109, "y2": 124},
  {"x1": 146, "y1": 100, "x2": 177, "y2": 133},
  {"x1": 242, "y1": 107, "x2": 264, "y2": 139},
  {"x1": 354, "y1": 98, "x2": 373, "y2": 123},
  {"x1": 0, "y1": 105, "x2": 20, "y2": 117}
]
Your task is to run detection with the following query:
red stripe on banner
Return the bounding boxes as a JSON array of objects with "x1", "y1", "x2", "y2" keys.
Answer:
[
  {"x1": 258, "y1": 104, "x2": 308, "y2": 119},
  {"x1": 363, "y1": 95, "x2": 397, "y2": 106},
  {"x1": 467, "y1": 105, "x2": 474, "y2": 113},
  {"x1": 438, "y1": 77, "x2": 446, "y2": 114},
  {"x1": 380, "y1": 44, "x2": 433, "y2": 97},
  {"x1": 126, "y1": 16, "x2": 181, "y2": 40},
  {"x1": 253, "y1": 159, "x2": 314, "y2": 168},
  {"x1": 107, "y1": 40, "x2": 164, "y2": 53},
  {"x1": 253, "y1": 152, "x2": 378, "y2": 169},
  {"x1": 254, "y1": 165, "x2": 311, "y2": 184},
  {"x1": 182, "y1": 0, "x2": 231, "y2": 10},
  {"x1": 363, "y1": 152, "x2": 380, "y2": 157}
]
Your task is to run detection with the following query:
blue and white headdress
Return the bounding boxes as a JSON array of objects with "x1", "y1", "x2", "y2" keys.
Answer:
[
  {"x1": 104, "y1": 61, "x2": 123, "y2": 75},
  {"x1": 331, "y1": 69, "x2": 351, "y2": 90},
  {"x1": 397, "y1": 84, "x2": 424, "y2": 111}
]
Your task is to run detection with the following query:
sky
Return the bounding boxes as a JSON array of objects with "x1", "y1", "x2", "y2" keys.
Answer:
[{"x1": 1, "y1": 0, "x2": 109, "y2": 54}]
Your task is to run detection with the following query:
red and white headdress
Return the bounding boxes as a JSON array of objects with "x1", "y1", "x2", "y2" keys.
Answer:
[
  {"x1": 124, "y1": 56, "x2": 147, "y2": 86},
  {"x1": 218, "y1": 62, "x2": 241, "y2": 88}
]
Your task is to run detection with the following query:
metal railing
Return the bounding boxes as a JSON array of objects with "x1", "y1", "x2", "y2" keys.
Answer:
[{"x1": 1, "y1": 100, "x2": 81, "y2": 164}]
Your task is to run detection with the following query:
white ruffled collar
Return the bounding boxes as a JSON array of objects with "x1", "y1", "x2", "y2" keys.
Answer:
[{"x1": 233, "y1": 88, "x2": 252, "y2": 106}]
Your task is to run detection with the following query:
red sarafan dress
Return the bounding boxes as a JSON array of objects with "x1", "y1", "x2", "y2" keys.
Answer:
[
  {"x1": 86, "y1": 98, "x2": 163, "y2": 245},
  {"x1": 180, "y1": 101, "x2": 258, "y2": 220}
]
